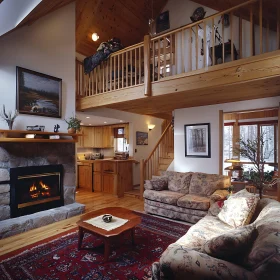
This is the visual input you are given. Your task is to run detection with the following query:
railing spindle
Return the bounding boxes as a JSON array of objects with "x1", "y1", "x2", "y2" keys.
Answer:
[
  {"x1": 126, "y1": 52, "x2": 128, "y2": 87},
  {"x1": 250, "y1": 5, "x2": 254, "y2": 56},
  {"x1": 135, "y1": 48, "x2": 137, "y2": 85},
  {"x1": 122, "y1": 53, "x2": 124, "y2": 89},
  {"x1": 204, "y1": 22, "x2": 207, "y2": 68},
  {"x1": 212, "y1": 18, "x2": 215, "y2": 65},
  {"x1": 102, "y1": 62, "x2": 105, "y2": 93},
  {"x1": 139, "y1": 47, "x2": 141, "y2": 83},
  {"x1": 181, "y1": 30, "x2": 185, "y2": 73},
  {"x1": 110, "y1": 56, "x2": 112, "y2": 91},
  {"x1": 196, "y1": 24, "x2": 199, "y2": 70},
  {"x1": 277, "y1": 6, "x2": 280, "y2": 49},
  {"x1": 239, "y1": 17, "x2": 243, "y2": 59},
  {"x1": 157, "y1": 38, "x2": 160, "y2": 81},
  {"x1": 118, "y1": 55, "x2": 120, "y2": 89},
  {"x1": 259, "y1": 0, "x2": 263, "y2": 54},
  {"x1": 163, "y1": 37, "x2": 167, "y2": 77},
  {"x1": 130, "y1": 50, "x2": 133, "y2": 86},
  {"x1": 231, "y1": 12, "x2": 234, "y2": 61},
  {"x1": 266, "y1": 20, "x2": 269, "y2": 53},
  {"x1": 114, "y1": 56, "x2": 116, "y2": 90},
  {"x1": 189, "y1": 28, "x2": 192, "y2": 71}
]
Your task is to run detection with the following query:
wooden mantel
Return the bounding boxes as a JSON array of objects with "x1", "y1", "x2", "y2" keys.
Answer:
[{"x1": 0, "y1": 129, "x2": 82, "y2": 143}]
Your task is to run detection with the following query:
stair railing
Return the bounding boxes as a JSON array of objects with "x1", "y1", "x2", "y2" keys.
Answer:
[{"x1": 140, "y1": 121, "x2": 173, "y2": 199}]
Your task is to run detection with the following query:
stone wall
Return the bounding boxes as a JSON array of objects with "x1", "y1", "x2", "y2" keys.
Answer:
[{"x1": 0, "y1": 143, "x2": 77, "y2": 221}]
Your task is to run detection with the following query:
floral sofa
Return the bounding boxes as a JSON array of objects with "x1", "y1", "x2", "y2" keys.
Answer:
[
  {"x1": 152, "y1": 190, "x2": 280, "y2": 280},
  {"x1": 144, "y1": 171, "x2": 230, "y2": 224}
]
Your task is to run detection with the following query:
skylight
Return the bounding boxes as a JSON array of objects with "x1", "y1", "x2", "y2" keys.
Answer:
[{"x1": 0, "y1": 0, "x2": 42, "y2": 37}]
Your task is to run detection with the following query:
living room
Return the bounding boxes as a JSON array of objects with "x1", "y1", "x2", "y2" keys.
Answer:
[{"x1": 0, "y1": 0, "x2": 280, "y2": 279}]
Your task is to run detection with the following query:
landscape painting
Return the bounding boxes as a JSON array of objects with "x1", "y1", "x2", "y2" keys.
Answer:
[
  {"x1": 185, "y1": 123, "x2": 211, "y2": 158},
  {"x1": 136, "y1": 131, "x2": 148, "y2": 145},
  {"x1": 16, "y1": 67, "x2": 62, "y2": 118}
]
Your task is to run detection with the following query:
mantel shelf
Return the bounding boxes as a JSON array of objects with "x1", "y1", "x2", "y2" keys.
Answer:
[{"x1": 0, "y1": 129, "x2": 83, "y2": 143}]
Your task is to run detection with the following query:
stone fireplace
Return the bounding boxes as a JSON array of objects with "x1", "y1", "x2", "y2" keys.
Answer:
[{"x1": 0, "y1": 142, "x2": 85, "y2": 239}]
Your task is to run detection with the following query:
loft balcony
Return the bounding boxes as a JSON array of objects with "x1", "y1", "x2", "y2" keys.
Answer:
[{"x1": 76, "y1": 0, "x2": 280, "y2": 118}]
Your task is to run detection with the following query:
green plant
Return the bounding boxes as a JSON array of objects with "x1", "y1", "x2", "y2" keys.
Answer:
[
  {"x1": 235, "y1": 132, "x2": 274, "y2": 198},
  {"x1": 65, "y1": 116, "x2": 81, "y2": 131}
]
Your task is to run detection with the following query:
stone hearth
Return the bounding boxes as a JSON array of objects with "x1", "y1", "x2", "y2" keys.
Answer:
[{"x1": 0, "y1": 142, "x2": 85, "y2": 239}]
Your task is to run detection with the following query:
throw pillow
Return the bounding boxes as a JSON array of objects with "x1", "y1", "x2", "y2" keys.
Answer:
[
  {"x1": 150, "y1": 177, "x2": 168, "y2": 191},
  {"x1": 203, "y1": 224, "x2": 256, "y2": 262},
  {"x1": 218, "y1": 196, "x2": 259, "y2": 228}
]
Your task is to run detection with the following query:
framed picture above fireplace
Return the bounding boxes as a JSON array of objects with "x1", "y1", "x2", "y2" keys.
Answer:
[{"x1": 16, "y1": 67, "x2": 62, "y2": 118}]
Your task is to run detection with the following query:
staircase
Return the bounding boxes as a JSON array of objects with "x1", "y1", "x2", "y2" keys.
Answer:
[{"x1": 140, "y1": 120, "x2": 174, "y2": 199}]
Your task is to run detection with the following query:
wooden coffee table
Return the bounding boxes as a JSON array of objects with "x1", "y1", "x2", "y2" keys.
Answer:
[{"x1": 76, "y1": 207, "x2": 141, "y2": 261}]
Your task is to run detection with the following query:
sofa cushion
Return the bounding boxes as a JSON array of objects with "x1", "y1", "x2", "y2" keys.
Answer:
[
  {"x1": 203, "y1": 224, "x2": 256, "y2": 262},
  {"x1": 150, "y1": 177, "x2": 168, "y2": 191},
  {"x1": 189, "y1": 172, "x2": 230, "y2": 196},
  {"x1": 175, "y1": 215, "x2": 233, "y2": 249},
  {"x1": 177, "y1": 194, "x2": 210, "y2": 210},
  {"x1": 143, "y1": 190, "x2": 185, "y2": 205},
  {"x1": 161, "y1": 171, "x2": 193, "y2": 193},
  {"x1": 218, "y1": 196, "x2": 259, "y2": 228}
]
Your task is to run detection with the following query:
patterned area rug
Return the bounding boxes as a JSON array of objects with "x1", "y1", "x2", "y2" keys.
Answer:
[{"x1": 0, "y1": 213, "x2": 190, "y2": 280}]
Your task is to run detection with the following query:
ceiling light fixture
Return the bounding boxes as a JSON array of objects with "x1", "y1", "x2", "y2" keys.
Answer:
[
  {"x1": 89, "y1": 123, "x2": 92, "y2": 125},
  {"x1": 86, "y1": 116, "x2": 90, "y2": 119},
  {"x1": 104, "y1": 122, "x2": 107, "y2": 124},
  {"x1": 120, "y1": 120, "x2": 123, "y2": 122},
  {"x1": 92, "y1": 33, "x2": 99, "y2": 42}
]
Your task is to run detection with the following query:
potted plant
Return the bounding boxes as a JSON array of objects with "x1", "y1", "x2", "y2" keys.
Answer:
[
  {"x1": 236, "y1": 132, "x2": 274, "y2": 199},
  {"x1": 65, "y1": 116, "x2": 81, "y2": 134}
]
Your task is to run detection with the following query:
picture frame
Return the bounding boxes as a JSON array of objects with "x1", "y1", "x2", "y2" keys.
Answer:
[
  {"x1": 156, "y1": 10, "x2": 170, "y2": 34},
  {"x1": 136, "y1": 131, "x2": 148, "y2": 145},
  {"x1": 184, "y1": 123, "x2": 211, "y2": 158},
  {"x1": 16, "y1": 67, "x2": 62, "y2": 118}
]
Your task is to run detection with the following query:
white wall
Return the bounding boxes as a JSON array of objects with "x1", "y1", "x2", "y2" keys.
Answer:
[
  {"x1": 174, "y1": 97, "x2": 280, "y2": 174},
  {"x1": 0, "y1": 3, "x2": 76, "y2": 131},
  {"x1": 83, "y1": 108, "x2": 163, "y2": 185}
]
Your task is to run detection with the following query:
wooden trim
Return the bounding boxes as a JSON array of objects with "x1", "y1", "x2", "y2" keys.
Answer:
[
  {"x1": 110, "y1": 42, "x2": 144, "y2": 57},
  {"x1": 144, "y1": 35, "x2": 151, "y2": 96},
  {"x1": 219, "y1": 110, "x2": 224, "y2": 175},
  {"x1": 277, "y1": 6, "x2": 280, "y2": 49},
  {"x1": 278, "y1": 102, "x2": 280, "y2": 201}
]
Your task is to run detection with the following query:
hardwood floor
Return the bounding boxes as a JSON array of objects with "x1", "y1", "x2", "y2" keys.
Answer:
[{"x1": 0, "y1": 190, "x2": 144, "y2": 256}]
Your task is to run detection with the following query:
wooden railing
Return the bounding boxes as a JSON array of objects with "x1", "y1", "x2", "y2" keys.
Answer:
[
  {"x1": 76, "y1": 42, "x2": 144, "y2": 98},
  {"x1": 76, "y1": 0, "x2": 280, "y2": 98},
  {"x1": 140, "y1": 121, "x2": 174, "y2": 199}
]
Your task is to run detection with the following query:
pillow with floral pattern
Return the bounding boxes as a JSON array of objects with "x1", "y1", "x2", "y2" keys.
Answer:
[
  {"x1": 218, "y1": 196, "x2": 259, "y2": 228},
  {"x1": 150, "y1": 177, "x2": 168, "y2": 191},
  {"x1": 203, "y1": 224, "x2": 256, "y2": 262}
]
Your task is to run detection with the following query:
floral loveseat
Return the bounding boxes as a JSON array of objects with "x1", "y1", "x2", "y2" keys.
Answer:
[
  {"x1": 152, "y1": 190, "x2": 280, "y2": 280},
  {"x1": 144, "y1": 171, "x2": 230, "y2": 224}
]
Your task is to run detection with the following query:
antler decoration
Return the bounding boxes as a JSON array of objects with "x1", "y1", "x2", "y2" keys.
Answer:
[{"x1": 0, "y1": 105, "x2": 18, "y2": 130}]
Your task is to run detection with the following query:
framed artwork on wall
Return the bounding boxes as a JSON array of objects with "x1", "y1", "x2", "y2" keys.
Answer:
[
  {"x1": 184, "y1": 123, "x2": 211, "y2": 158},
  {"x1": 136, "y1": 131, "x2": 148, "y2": 145},
  {"x1": 16, "y1": 67, "x2": 62, "y2": 118}
]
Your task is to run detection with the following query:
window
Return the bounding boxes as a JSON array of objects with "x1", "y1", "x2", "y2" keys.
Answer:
[
  {"x1": 239, "y1": 124, "x2": 257, "y2": 162},
  {"x1": 224, "y1": 125, "x2": 233, "y2": 161},
  {"x1": 114, "y1": 127, "x2": 125, "y2": 152}
]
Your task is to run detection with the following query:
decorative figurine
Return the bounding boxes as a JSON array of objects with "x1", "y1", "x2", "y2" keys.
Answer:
[
  {"x1": 54, "y1": 124, "x2": 60, "y2": 133},
  {"x1": 0, "y1": 105, "x2": 18, "y2": 130}
]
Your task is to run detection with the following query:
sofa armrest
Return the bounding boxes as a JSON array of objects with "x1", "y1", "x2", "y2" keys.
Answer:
[
  {"x1": 210, "y1": 189, "x2": 229, "y2": 203},
  {"x1": 156, "y1": 244, "x2": 256, "y2": 280}
]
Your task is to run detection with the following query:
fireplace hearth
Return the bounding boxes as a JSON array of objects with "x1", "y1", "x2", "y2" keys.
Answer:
[{"x1": 10, "y1": 165, "x2": 64, "y2": 218}]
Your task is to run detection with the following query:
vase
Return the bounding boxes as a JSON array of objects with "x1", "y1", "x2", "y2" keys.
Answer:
[{"x1": 68, "y1": 128, "x2": 76, "y2": 134}]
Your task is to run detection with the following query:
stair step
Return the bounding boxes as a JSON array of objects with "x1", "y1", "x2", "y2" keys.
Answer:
[
  {"x1": 159, "y1": 158, "x2": 173, "y2": 164},
  {"x1": 166, "y1": 152, "x2": 174, "y2": 158}
]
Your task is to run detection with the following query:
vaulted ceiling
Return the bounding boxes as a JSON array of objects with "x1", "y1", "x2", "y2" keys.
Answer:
[{"x1": 2, "y1": 0, "x2": 278, "y2": 56}]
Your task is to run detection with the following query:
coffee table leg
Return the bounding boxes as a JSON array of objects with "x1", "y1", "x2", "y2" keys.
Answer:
[
  {"x1": 104, "y1": 238, "x2": 110, "y2": 262},
  {"x1": 78, "y1": 227, "x2": 84, "y2": 250}
]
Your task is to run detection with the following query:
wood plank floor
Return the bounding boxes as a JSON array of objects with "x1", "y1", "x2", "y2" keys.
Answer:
[{"x1": 0, "y1": 190, "x2": 144, "y2": 256}]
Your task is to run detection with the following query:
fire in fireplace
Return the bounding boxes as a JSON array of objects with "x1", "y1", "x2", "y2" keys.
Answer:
[{"x1": 10, "y1": 165, "x2": 64, "y2": 217}]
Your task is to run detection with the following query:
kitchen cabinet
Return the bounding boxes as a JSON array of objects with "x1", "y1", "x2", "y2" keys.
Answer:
[
  {"x1": 103, "y1": 173, "x2": 116, "y2": 194},
  {"x1": 93, "y1": 126, "x2": 103, "y2": 147},
  {"x1": 78, "y1": 163, "x2": 93, "y2": 191},
  {"x1": 93, "y1": 172, "x2": 102, "y2": 192},
  {"x1": 83, "y1": 127, "x2": 94, "y2": 147},
  {"x1": 77, "y1": 127, "x2": 85, "y2": 148},
  {"x1": 102, "y1": 126, "x2": 114, "y2": 148}
]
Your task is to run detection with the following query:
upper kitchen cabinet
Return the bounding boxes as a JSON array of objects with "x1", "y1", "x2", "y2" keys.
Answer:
[{"x1": 102, "y1": 126, "x2": 114, "y2": 148}]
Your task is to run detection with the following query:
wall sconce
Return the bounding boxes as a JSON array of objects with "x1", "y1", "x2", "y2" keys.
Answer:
[
  {"x1": 92, "y1": 33, "x2": 99, "y2": 41},
  {"x1": 148, "y1": 124, "x2": 155, "y2": 131}
]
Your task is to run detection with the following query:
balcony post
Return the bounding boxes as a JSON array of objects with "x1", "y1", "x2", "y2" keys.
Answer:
[{"x1": 144, "y1": 35, "x2": 151, "y2": 96}]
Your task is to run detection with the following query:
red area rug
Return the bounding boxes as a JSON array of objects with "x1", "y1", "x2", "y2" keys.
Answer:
[{"x1": 0, "y1": 213, "x2": 190, "y2": 280}]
